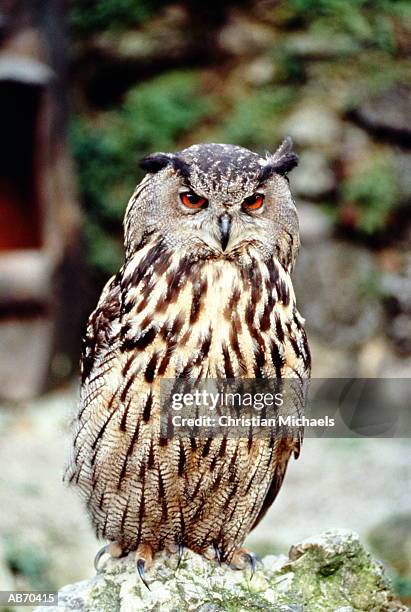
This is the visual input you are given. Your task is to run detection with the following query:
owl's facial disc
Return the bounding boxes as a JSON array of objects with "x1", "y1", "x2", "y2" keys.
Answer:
[
  {"x1": 216, "y1": 192, "x2": 265, "y2": 252},
  {"x1": 134, "y1": 141, "x2": 300, "y2": 265},
  {"x1": 176, "y1": 184, "x2": 267, "y2": 254},
  {"x1": 172, "y1": 176, "x2": 281, "y2": 256},
  {"x1": 181, "y1": 190, "x2": 270, "y2": 255}
]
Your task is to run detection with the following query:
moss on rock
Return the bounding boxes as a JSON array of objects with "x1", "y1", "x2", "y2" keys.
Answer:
[{"x1": 34, "y1": 530, "x2": 406, "y2": 611}]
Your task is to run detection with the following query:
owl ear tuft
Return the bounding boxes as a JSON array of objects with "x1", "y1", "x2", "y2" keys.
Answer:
[
  {"x1": 271, "y1": 137, "x2": 299, "y2": 175},
  {"x1": 139, "y1": 152, "x2": 190, "y2": 178},
  {"x1": 139, "y1": 153, "x2": 173, "y2": 173},
  {"x1": 260, "y1": 137, "x2": 299, "y2": 180}
]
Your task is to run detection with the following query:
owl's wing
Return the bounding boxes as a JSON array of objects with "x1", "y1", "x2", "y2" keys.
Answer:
[
  {"x1": 251, "y1": 375, "x2": 306, "y2": 531},
  {"x1": 80, "y1": 275, "x2": 120, "y2": 384},
  {"x1": 250, "y1": 435, "x2": 301, "y2": 531},
  {"x1": 64, "y1": 274, "x2": 123, "y2": 487}
]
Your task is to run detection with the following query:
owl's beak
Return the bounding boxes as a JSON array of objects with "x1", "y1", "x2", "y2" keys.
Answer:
[{"x1": 218, "y1": 213, "x2": 231, "y2": 251}]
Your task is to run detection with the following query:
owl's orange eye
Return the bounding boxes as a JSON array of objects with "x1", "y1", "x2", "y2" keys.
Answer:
[
  {"x1": 180, "y1": 191, "x2": 208, "y2": 209},
  {"x1": 242, "y1": 193, "x2": 265, "y2": 211}
]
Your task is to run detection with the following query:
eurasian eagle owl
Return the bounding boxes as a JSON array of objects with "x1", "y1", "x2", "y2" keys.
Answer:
[{"x1": 65, "y1": 139, "x2": 311, "y2": 584}]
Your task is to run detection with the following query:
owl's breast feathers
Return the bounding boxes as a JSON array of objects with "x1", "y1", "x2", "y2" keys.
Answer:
[{"x1": 66, "y1": 240, "x2": 310, "y2": 556}]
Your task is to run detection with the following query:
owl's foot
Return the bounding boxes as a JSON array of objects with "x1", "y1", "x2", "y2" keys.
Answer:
[
  {"x1": 166, "y1": 542, "x2": 186, "y2": 568},
  {"x1": 135, "y1": 543, "x2": 154, "y2": 591},
  {"x1": 213, "y1": 542, "x2": 223, "y2": 566},
  {"x1": 94, "y1": 542, "x2": 124, "y2": 572},
  {"x1": 177, "y1": 543, "x2": 185, "y2": 568},
  {"x1": 203, "y1": 542, "x2": 222, "y2": 566},
  {"x1": 229, "y1": 547, "x2": 258, "y2": 578}
]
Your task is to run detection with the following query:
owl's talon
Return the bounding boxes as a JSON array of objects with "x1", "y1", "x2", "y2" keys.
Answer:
[
  {"x1": 177, "y1": 543, "x2": 185, "y2": 568},
  {"x1": 229, "y1": 547, "x2": 259, "y2": 578},
  {"x1": 244, "y1": 552, "x2": 257, "y2": 579},
  {"x1": 94, "y1": 544, "x2": 109, "y2": 572},
  {"x1": 213, "y1": 542, "x2": 222, "y2": 566},
  {"x1": 94, "y1": 542, "x2": 124, "y2": 572},
  {"x1": 134, "y1": 543, "x2": 154, "y2": 590},
  {"x1": 136, "y1": 558, "x2": 151, "y2": 591},
  {"x1": 203, "y1": 543, "x2": 223, "y2": 565}
]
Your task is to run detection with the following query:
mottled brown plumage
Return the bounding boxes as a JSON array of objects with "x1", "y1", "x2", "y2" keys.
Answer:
[{"x1": 65, "y1": 140, "x2": 310, "y2": 571}]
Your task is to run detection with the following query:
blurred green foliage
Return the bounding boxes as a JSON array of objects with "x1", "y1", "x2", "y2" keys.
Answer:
[
  {"x1": 71, "y1": 71, "x2": 213, "y2": 275},
  {"x1": 70, "y1": 0, "x2": 172, "y2": 34},
  {"x1": 219, "y1": 87, "x2": 296, "y2": 150},
  {"x1": 341, "y1": 158, "x2": 399, "y2": 234},
  {"x1": 69, "y1": 0, "x2": 410, "y2": 277},
  {"x1": 279, "y1": 0, "x2": 411, "y2": 52}
]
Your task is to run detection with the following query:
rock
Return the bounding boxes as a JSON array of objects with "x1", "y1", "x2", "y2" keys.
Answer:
[
  {"x1": 284, "y1": 33, "x2": 361, "y2": 60},
  {"x1": 293, "y1": 241, "x2": 382, "y2": 348},
  {"x1": 393, "y1": 152, "x2": 411, "y2": 201},
  {"x1": 307, "y1": 336, "x2": 359, "y2": 378},
  {"x1": 87, "y1": 6, "x2": 190, "y2": 63},
  {"x1": 291, "y1": 151, "x2": 336, "y2": 200},
  {"x1": 348, "y1": 84, "x2": 411, "y2": 146},
  {"x1": 340, "y1": 125, "x2": 373, "y2": 173},
  {"x1": 33, "y1": 530, "x2": 406, "y2": 612},
  {"x1": 381, "y1": 256, "x2": 411, "y2": 355},
  {"x1": 297, "y1": 201, "x2": 333, "y2": 244},
  {"x1": 387, "y1": 314, "x2": 411, "y2": 355},
  {"x1": 375, "y1": 350, "x2": 411, "y2": 378},
  {"x1": 242, "y1": 56, "x2": 276, "y2": 86},
  {"x1": 282, "y1": 105, "x2": 341, "y2": 147},
  {"x1": 218, "y1": 9, "x2": 274, "y2": 57}
]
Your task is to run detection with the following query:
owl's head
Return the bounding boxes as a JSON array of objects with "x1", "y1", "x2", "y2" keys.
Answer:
[{"x1": 125, "y1": 140, "x2": 300, "y2": 270}]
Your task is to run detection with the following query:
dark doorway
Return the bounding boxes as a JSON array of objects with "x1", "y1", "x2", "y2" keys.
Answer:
[{"x1": 0, "y1": 81, "x2": 43, "y2": 250}]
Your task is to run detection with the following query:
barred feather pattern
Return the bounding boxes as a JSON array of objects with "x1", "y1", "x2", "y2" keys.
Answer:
[{"x1": 65, "y1": 238, "x2": 310, "y2": 562}]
